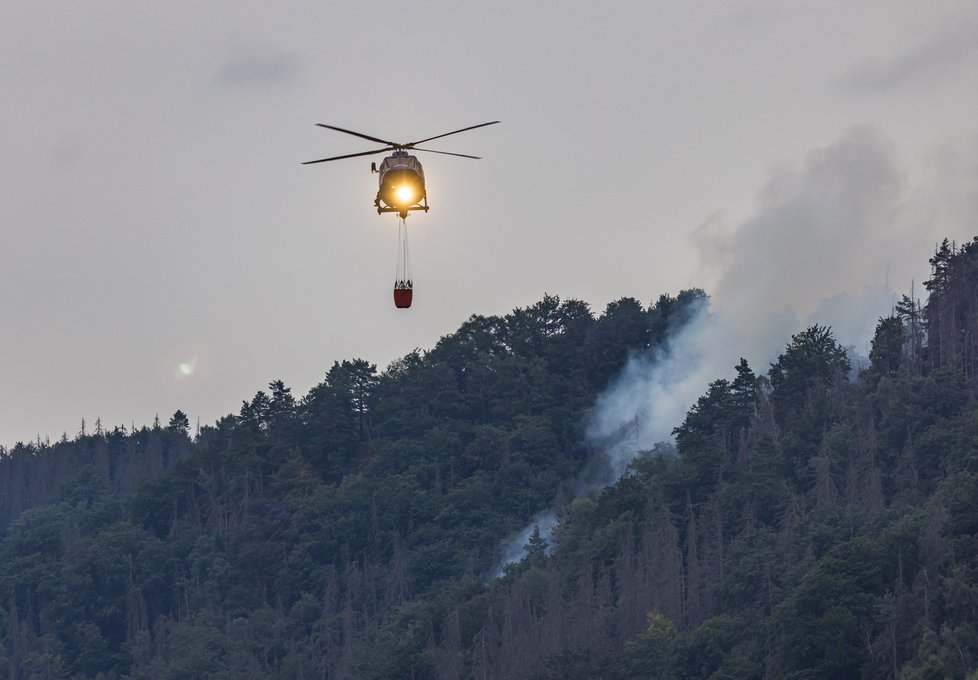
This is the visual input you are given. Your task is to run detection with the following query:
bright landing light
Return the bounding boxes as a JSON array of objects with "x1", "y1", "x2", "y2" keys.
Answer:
[
  {"x1": 395, "y1": 184, "x2": 417, "y2": 205},
  {"x1": 178, "y1": 362, "x2": 195, "y2": 377}
]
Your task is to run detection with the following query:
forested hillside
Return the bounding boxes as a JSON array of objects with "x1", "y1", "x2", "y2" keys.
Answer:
[
  {"x1": 3, "y1": 238, "x2": 978, "y2": 679},
  {"x1": 0, "y1": 422, "x2": 192, "y2": 533}
]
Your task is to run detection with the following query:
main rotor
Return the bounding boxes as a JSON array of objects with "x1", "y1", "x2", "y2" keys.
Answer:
[{"x1": 302, "y1": 120, "x2": 500, "y2": 165}]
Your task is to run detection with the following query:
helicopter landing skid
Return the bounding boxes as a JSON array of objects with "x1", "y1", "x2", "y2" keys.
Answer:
[
  {"x1": 376, "y1": 195, "x2": 430, "y2": 219},
  {"x1": 377, "y1": 205, "x2": 429, "y2": 217}
]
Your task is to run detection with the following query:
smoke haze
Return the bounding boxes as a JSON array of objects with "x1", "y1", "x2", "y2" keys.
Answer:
[{"x1": 490, "y1": 125, "x2": 978, "y2": 575}]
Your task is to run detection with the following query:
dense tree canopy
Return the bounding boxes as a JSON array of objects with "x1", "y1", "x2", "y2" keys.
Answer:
[{"x1": 3, "y1": 239, "x2": 978, "y2": 678}]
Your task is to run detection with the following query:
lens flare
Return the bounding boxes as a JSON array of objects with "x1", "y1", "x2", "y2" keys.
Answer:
[{"x1": 178, "y1": 362, "x2": 194, "y2": 377}]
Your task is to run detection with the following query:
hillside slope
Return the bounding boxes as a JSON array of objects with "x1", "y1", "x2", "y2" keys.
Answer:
[
  {"x1": 4, "y1": 238, "x2": 978, "y2": 679},
  {"x1": 0, "y1": 291, "x2": 701, "y2": 678}
]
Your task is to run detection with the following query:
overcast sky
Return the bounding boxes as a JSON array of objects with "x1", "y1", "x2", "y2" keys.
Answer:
[{"x1": 2, "y1": 1, "x2": 977, "y2": 446}]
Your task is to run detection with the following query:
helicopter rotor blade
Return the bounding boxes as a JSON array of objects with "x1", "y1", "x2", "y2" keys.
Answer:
[
  {"x1": 408, "y1": 120, "x2": 500, "y2": 146},
  {"x1": 412, "y1": 147, "x2": 483, "y2": 159},
  {"x1": 315, "y1": 124, "x2": 398, "y2": 147},
  {"x1": 302, "y1": 148, "x2": 392, "y2": 164}
]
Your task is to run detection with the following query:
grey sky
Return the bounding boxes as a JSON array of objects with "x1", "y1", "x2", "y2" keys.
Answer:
[{"x1": 2, "y1": 1, "x2": 977, "y2": 445}]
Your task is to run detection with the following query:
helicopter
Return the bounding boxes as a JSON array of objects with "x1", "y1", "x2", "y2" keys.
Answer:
[{"x1": 302, "y1": 121, "x2": 500, "y2": 219}]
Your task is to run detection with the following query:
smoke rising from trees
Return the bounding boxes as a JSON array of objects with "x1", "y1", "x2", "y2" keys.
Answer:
[
  {"x1": 492, "y1": 125, "x2": 978, "y2": 575},
  {"x1": 604, "y1": 124, "x2": 977, "y2": 457}
]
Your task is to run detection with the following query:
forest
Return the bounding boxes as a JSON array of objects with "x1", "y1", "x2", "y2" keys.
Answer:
[{"x1": 2, "y1": 237, "x2": 978, "y2": 678}]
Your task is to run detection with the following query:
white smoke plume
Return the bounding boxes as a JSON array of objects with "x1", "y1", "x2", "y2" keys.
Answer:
[
  {"x1": 697, "y1": 125, "x2": 905, "y2": 365},
  {"x1": 487, "y1": 307, "x2": 717, "y2": 579},
  {"x1": 487, "y1": 510, "x2": 558, "y2": 580},
  {"x1": 583, "y1": 302, "x2": 712, "y2": 484},
  {"x1": 489, "y1": 125, "x2": 978, "y2": 577}
]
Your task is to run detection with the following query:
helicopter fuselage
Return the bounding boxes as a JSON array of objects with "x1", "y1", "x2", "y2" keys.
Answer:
[
  {"x1": 374, "y1": 151, "x2": 428, "y2": 219},
  {"x1": 304, "y1": 120, "x2": 498, "y2": 219}
]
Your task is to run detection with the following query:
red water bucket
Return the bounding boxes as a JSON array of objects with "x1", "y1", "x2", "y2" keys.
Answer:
[{"x1": 394, "y1": 287, "x2": 413, "y2": 309}]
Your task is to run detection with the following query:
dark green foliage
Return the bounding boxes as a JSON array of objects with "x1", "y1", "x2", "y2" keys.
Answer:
[
  {"x1": 166, "y1": 410, "x2": 190, "y2": 436},
  {"x1": 0, "y1": 292, "x2": 706, "y2": 678},
  {"x1": 432, "y1": 241, "x2": 978, "y2": 679},
  {"x1": 4, "y1": 238, "x2": 978, "y2": 678},
  {"x1": 869, "y1": 315, "x2": 905, "y2": 379}
]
